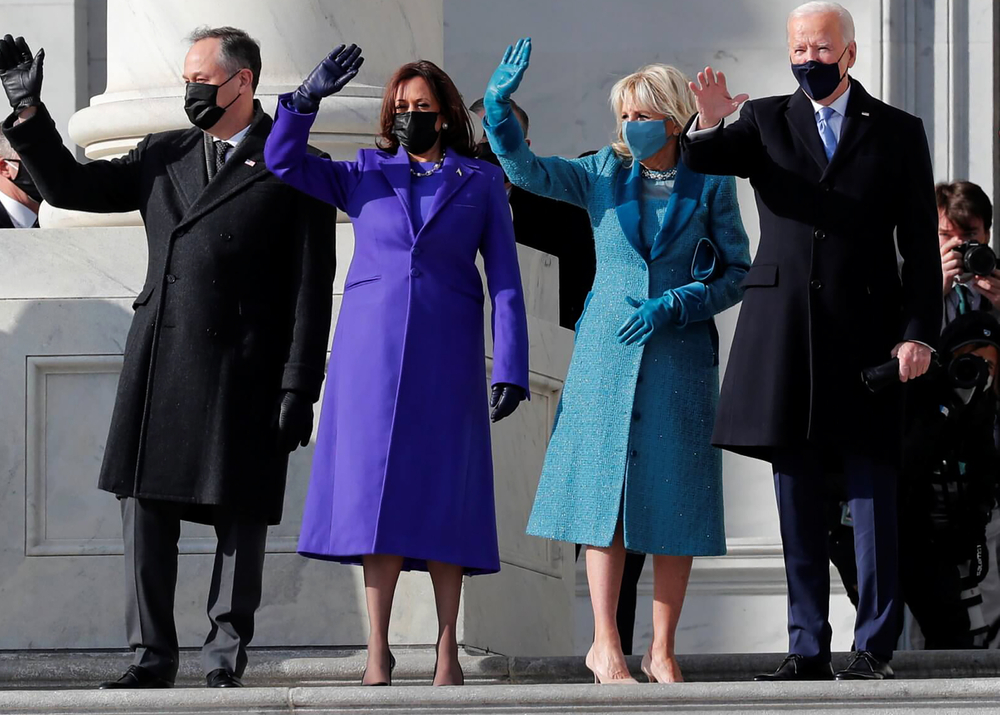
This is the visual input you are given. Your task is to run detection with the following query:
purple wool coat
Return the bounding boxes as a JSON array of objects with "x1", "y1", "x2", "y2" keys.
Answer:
[{"x1": 264, "y1": 97, "x2": 529, "y2": 574}]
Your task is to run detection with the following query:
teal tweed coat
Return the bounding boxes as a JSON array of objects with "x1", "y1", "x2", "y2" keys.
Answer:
[{"x1": 487, "y1": 114, "x2": 751, "y2": 555}]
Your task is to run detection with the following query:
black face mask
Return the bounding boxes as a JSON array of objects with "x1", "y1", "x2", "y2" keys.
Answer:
[
  {"x1": 184, "y1": 72, "x2": 240, "y2": 131},
  {"x1": 476, "y1": 141, "x2": 509, "y2": 183},
  {"x1": 7, "y1": 159, "x2": 42, "y2": 202},
  {"x1": 393, "y1": 111, "x2": 440, "y2": 155},
  {"x1": 791, "y1": 45, "x2": 849, "y2": 101}
]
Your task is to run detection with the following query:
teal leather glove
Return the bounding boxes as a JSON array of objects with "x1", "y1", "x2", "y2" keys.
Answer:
[
  {"x1": 617, "y1": 294, "x2": 679, "y2": 346},
  {"x1": 484, "y1": 37, "x2": 531, "y2": 129}
]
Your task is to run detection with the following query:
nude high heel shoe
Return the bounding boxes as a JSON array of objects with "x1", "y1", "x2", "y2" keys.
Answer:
[{"x1": 585, "y1": 647, "x2": 638, "y2": 684}]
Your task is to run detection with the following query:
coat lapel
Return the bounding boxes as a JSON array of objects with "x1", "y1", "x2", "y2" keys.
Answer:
[
  {"x1": 786, "y1": 88, "x2": 829, "y2": 173},
  {"x1": 164, "y1": 128, "x2": 207, "y2": 213},
  {"x1": 820, "y1": 80, "x2": 877, "y2": 182},
  {"x1": 614, "y1": 160, "x2": 645, "y2": 259},
  {"x1": 650, "y1": 159, "x2": 705, "y2": 261},
  {"x1": 416, "y1": 152, "x2": 476, "y2": 238},
  {"x1": 177, "y1": 103, "x2": 270, "y2": 230},
  {"x1": 376, "y1": 145, "x2": 414, "y2": 233}
]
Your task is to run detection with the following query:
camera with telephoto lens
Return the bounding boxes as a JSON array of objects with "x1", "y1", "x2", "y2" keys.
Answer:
[
  {"x1": 954, "y1": 241, "x2": 998, "y2": 277},
  {"x1": 948, "y1": 353, "x2": 991, "y2": 390}
]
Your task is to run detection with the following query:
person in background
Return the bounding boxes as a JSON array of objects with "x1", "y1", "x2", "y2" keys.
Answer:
[
  {"x1": 483, "y1": 38, "x2": 750, "y2": 684},
  {"x1": 682, "y1": 1, "x2": 941, "y2": 681},
  {"x1": 265, "y1": 51, "x2": 529, "y2": 687},
  {"x1": 470, "y1": 97, "x2": 597, "y2": 331},
  {"x1": 0, "y1": 133, "x2": 39, "y2": 227},
  {"x1": 0, "y1": 28, "x2": 335, "y2": 689},
  {"x1": 938, "y1": 182, "x2": 999, "y2": 323}
]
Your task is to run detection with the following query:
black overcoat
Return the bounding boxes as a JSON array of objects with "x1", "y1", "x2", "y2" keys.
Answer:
[
  {"x1": 681, "y1": 80, "x2": 941, "y2": 462},
  {"x1": 4, "y1": 101, "x2": 335, "y2": 523}
]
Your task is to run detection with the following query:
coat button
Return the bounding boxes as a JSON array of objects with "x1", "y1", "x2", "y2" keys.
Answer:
[
  {"x1": 821, "y1": 184, "x2": 832, "y2": 193},
  {"x1": 810, "y1": 279, "x2": 823, "y2": 290},
  {"x1": 412, "y1": 247, "x2": 422, "y2": 256},
  {"x1": 636, "y1": 373, "x2": 643, "y2": 384},
  {"x1": 166, "y1": 274, "x2": 177, "y2": 283},
  {"x1": 814, "y1": 229, "x2": 826, "y2": 240},
  {"x1": 632, "y1": 412, "x2": 641, "y2": 421},
  {"x1": 630, "y1": 449, "x2": 638, "y2": 457},
  {"x1": 224, "y1": 233, "x2": 233, "y2": 242},
  {"x1": 639, "y1": 264, "x2": 648, "y2": 272},
  {"x1": 410, "y1": 268, "x2": 421, "y2": 278}
]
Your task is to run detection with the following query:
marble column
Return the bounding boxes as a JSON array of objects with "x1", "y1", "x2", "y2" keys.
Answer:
[{"x1": 0, "y1": 0, "x2": 576, "y2": 656}]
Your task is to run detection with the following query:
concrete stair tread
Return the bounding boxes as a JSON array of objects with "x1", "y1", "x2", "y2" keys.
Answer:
[{"x1": 3, "y1": 679, "x2": 1000, "y2": 714}]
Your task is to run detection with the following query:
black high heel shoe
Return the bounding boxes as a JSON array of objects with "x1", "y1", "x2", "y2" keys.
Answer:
[{"x1": 361, "y1": 651, "x2": 396, "y2": 686}]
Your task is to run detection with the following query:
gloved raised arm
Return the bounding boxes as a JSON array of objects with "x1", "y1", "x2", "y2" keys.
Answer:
[{"x1": 290, "y1": 43, "x2": 364, "y2": 115}]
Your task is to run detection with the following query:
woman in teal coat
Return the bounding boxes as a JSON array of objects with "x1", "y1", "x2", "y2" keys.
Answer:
[{"x1": 483, "y1": 39, "x2": 750, "y2": 684}]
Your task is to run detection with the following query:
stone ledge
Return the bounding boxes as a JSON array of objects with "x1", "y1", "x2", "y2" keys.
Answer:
[
  {"x1": 3, "y1": 680, "x2": 1000, "y2": 714},
  {"x1": 2, "y1": 649, "x2": 1000, "y2": 690}
]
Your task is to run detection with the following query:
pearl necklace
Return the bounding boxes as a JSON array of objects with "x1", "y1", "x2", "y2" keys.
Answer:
[
  {"x1": 640, "y1": 165, "x2": 677, "y2": 181},
  {"x1": 411, "y1": 149, "x2": 446, "y2": 177}
]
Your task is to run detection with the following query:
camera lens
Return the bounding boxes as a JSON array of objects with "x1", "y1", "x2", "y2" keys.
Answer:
[
  {"x1": 962, "y1": 243, "x2": 998, "y2": 276},
  {"x1": 949, "y1": 354, "x2": 989, "y2": 389}
]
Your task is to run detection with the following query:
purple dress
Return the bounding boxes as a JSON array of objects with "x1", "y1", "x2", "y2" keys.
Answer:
[{"x1": 264, "y1": 96, "x2": 529, "y2": 575}]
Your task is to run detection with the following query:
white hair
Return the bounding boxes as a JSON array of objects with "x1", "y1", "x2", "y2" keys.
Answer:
[{"x1": 788, "y1": 2, "x2": 856, "y2": 44}]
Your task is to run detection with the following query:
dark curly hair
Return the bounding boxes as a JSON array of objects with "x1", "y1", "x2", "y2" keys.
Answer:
[{"x1": 377, "y1": 60, "x2": 476, "y2": 157}]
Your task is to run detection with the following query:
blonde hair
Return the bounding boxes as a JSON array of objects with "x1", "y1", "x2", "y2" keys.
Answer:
[{"x1": 609, "y1": 64, "x2": 697, "y2": 160}]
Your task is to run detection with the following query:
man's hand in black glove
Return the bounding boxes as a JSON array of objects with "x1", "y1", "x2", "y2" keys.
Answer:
[
  {"x1": 277, "y1": 390, "x2": 314, "y2": 452},
  {"x1": 490, "y1": 383, "x2": 526, "y2": 423},
  {"x1": 291, "y1": 43, "x2": 364, "y2": 114},
  {"x1": 0, "y1": 35, "x2": 43, "y2": 112}
]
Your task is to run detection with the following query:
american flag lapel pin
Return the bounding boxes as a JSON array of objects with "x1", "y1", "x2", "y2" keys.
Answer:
[
  {"x1": 245, "y1": 159, "x2": 256, "y2": 167},
  {"x1": 861, "y1": 111, "x2": 870, "y2": 117}
]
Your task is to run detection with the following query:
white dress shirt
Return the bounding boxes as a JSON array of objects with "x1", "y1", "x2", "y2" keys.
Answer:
[{"x1": 0, "y1": 189, "x2": 37, "y2": 228}]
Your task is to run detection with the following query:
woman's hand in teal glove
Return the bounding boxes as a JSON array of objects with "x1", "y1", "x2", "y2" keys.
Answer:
[
  {"x1": 484, "y1": 37, "x2": 531, "y2": 127},
  {"x1": 617, "y1": 295, "x2": 677, "y2": 346}
]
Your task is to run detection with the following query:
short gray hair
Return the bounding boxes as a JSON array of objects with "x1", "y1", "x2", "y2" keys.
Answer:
[
  {"x1": 186, "y1": 26, "x2": 262, "y2": 92},
  {"x1": 788, "y1": 2, "x2": 856, "y2": 44},
  {"x1": 0, "y1": 133, "x2": 16, "y2": 161}
]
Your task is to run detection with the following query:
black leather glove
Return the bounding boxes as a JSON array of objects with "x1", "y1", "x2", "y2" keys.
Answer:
[
  {"x1": 0, "y1": 35, "x2": 43, "y2": 112},
  {"x1": 277, "y1": 390, "x2": 314, "y2": 452},
  {"x1": 490, "y1": 383, "x2": 526, "y2": 423},
  {"x1": 291, "y1": 43, "x2": 364, "y2": 114}
]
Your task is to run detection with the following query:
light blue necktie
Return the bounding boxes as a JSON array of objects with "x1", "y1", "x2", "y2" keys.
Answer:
[{"x1": 816, "y1": 106, "x2": 838, "y2": 161}]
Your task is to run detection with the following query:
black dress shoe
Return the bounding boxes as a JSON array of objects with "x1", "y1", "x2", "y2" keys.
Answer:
[
  {"x1": 98, "y1": 665, "x2": 173, "y2": 690},
  {"x1": 835, "y1": 651, "x2": 894, "y2": 680},
  {"x1": 754, "y1": 654, "x2": 835, "y2": 681},
  {"x1": 206, "y1": 668, "x2": 243, "y2": 688}
]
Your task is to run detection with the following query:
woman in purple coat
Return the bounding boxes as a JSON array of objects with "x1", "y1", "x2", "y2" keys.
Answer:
[{"x1": 264, "y1": 46, "x2": 530, "y2": 686}]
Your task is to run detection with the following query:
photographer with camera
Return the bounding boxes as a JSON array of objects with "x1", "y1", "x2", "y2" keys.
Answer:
[
  {"x1": 939, "y1": 182, "x2": 999, "y2": 322},
  {"x1": 898, "y1": 311, "x2": 1000, "y2": 648}
]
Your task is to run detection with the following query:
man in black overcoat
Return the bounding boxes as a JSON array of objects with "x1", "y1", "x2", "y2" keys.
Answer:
[
  {"x1": 0, "y1": 28, "x2": 336, "y2": 688},
  {"x1": 681, "y1": 2, "x2": 941, "y2": 680}
]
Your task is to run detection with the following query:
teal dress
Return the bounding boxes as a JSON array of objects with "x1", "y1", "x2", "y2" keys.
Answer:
[{"x1": 485, "y1": 113, "x2": 751, "y2": 556}]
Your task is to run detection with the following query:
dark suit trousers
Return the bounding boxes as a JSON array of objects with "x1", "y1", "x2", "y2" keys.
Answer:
[
  {"x1": 772, "y1": 449, "x2": 899, "y2": 661},
  {"x1": 120, "y1": 497, "x2": 268, "y2": 681}
]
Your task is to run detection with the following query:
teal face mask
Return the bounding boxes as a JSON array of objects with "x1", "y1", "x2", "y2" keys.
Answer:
[{"x1": 623, "y1": 119, "x2": 671, "y2": 161}]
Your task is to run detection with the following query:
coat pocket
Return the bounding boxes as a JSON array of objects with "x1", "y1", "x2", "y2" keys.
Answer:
[
  {"x1": 132, "y1": 284, "x2": 156, "y2": 310},
  {"x1": 739, "y1": 264, "x2": 778, "y2": 288},
  {"x1": 343, "y1": 275, "x2": 382, "y2": 292}
]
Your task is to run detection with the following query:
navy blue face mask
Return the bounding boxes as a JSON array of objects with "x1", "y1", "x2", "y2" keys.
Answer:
[{"x1": 791, "y1": 45, "x2": 849, "y2": 101}]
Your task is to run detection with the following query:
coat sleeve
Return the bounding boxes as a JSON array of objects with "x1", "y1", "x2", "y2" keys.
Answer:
[
  {"x1": 263, "y1": 94, "x2": 362, "y2": 213},
  {"x1": 680, "y1": 102, "x2": 764, "y2": 180},
  {"x1": 2, "y1": 102, "x2": 143, "y2": 213},
  {"x1": 480, "y1": 166, "x2": 530, "y2": 395},
  {"x1": 896, "y1": 117, "x2": 942, "y2": 348},
  {"x1": 664, "y1": 176, "x2": 751, "y2": 327},
  {"x1": 483, "y1": 111, "x2": 601, "y2": 210},
  {"x1": 280, "y1": 170, "x2": 337, "y2": 402}
]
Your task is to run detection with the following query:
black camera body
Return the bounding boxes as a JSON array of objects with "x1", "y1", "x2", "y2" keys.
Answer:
[{"x1": 955, "y1": 241, "x2": 997, "y2": 276}]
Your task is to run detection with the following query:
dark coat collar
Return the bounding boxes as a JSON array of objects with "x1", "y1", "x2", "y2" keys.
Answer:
[
  {"x1": 167, "y1": 100, "x2": 272, "y2": 230},
  {"x1": 786, "y1": 79, "x2": 878, "y2": 179}
]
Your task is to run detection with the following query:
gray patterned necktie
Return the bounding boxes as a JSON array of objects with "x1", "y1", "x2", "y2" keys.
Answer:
[{"x1": 212, "y1": 140, "x2": 229, "y2": 179}]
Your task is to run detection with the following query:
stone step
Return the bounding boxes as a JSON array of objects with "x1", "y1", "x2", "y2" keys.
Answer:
[
  {"x1": 2, "y1": 648, "x2": 1000, "y2": 689},
  {"x1": 2, "y1": 679, "x2": 1000, "y2": 714}
]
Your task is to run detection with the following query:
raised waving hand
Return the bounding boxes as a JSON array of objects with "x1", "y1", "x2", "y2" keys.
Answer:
[
  {"x1": 483, "y1": 37, "x2": 531, "y2": 127},
  {"x1": 689, "y1": 67, "x2": 749, "y2": 129}
]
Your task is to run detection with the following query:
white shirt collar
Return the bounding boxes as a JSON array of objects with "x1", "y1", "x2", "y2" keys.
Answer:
[
  {"x1": 0, "y1": 189, "x2": 37, "y2": 228},
  {"x1": 809, "y1": 83, "x2": 851, "y2": 118},
  {"x1": 212, "y1": 123, "x2": 252, "y2": 148}
]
